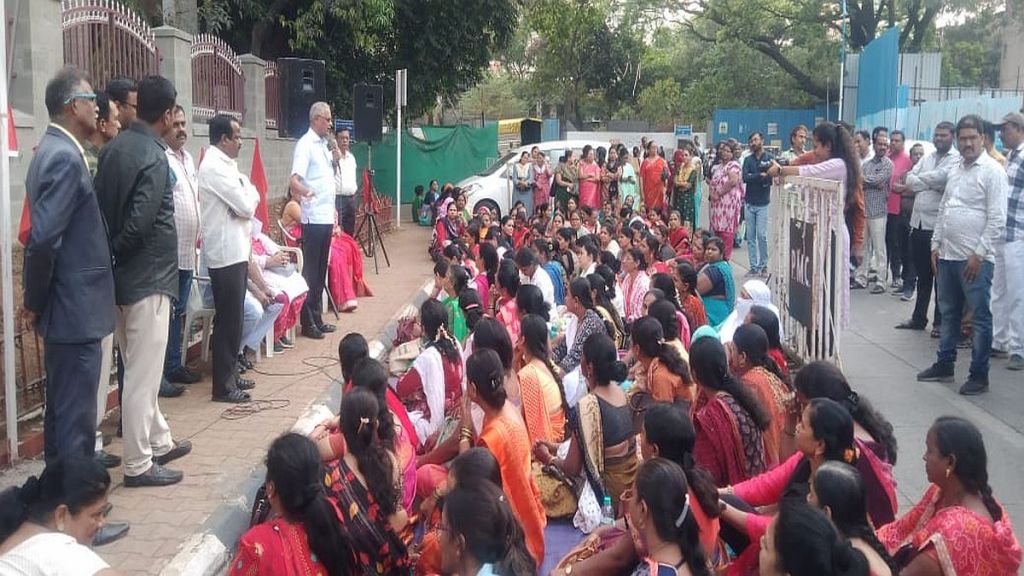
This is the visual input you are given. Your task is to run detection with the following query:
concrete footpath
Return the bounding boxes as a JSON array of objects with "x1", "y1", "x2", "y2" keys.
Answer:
[{"x1": 0, "y1": 225, "x2": 434, "y2": 576}]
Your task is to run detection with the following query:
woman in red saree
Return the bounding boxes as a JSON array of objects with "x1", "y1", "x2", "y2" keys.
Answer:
[
  {"x1": 667, "y1": 210, "x2": 691, "y2": 256},
  {"x1": 639, "y1": 141, "x2": 668, "y2": 213},
  {"x1": 878, "y1": 416, "x2": 1022, "y2": 575},
  {"x1": 674, "y1": 260, "x2": 708, "y2": 331},
  {"x1": 230, "y1": 433, "x2": 356, "y2": 576},
  {"x1": 688, "y1": 335, "x2": 769, "y2": 487},
  {"x1": 730, "y1": 323, "x2": 797, "y2": 467}
]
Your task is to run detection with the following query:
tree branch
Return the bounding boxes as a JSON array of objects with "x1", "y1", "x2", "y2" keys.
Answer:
[{"x1": 750, "y1": 36, "x2": 827, "y2": 99}]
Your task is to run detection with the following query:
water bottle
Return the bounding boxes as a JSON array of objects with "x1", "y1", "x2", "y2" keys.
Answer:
[{"x1": 600, "y1": 495, "x2": 615, "y2": 525}]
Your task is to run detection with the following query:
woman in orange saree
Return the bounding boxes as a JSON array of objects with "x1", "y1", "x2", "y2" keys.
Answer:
[{"x1": 730, "y1": 323, "x2": 797, "y2": 467}]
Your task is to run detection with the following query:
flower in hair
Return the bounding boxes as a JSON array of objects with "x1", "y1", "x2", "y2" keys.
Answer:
[
  {"x1": 674, "y1": 493, "x2": 691, "y2": 528},
  {"x1": 842, "y1": 448, "x2": 856, "y2": 463}
]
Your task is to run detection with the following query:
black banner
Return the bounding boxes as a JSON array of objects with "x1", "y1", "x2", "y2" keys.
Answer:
[{"x1": 789, "y1": 220, "x2": 815, "y2": 328}]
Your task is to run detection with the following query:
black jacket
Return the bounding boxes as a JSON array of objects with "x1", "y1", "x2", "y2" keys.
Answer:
[
  {"x1": 94, "y1": 122, "x2": 178, "y2": 305},
  {"x1": 23, "y1": 126, "x2": 115, "y2": 343}
]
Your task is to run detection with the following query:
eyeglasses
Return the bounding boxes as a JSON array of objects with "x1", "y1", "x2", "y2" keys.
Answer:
[{"x1": 64, "y1": 92, "x2": 97, "y2": 104}]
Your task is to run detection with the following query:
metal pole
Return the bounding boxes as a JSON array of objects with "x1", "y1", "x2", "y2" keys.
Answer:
[
  {"x1": 0, "y1": 2, "x2": 19, "y2": 460},
  {"x1": 396, "y1": 88, "x2": 402, "y2": 229},
  {"x1": 838, "y1": 0, "x2": 848, "y2": 122}
]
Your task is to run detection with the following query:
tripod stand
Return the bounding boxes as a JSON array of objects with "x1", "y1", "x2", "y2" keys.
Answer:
[{"x1": 356, "y1": 142, "x2": 391, "y2": 274}]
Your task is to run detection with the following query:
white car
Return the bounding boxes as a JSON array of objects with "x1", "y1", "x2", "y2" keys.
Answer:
[{"x1": 457, "y1": 139, "x2": 610, "y2": 217}]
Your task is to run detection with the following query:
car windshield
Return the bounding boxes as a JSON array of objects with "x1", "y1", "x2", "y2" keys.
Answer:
[{"x1": 478, "y1": 152, "x2": 518, "y2": 176}]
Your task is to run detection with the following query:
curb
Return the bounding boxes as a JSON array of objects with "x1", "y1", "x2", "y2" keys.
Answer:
[{"x1": 158, "y1": 280, "x2": 433, "y2": 576}]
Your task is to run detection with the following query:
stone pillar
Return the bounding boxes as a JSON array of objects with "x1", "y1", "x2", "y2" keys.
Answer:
[
  {"x1": 9, "y1": 0, "x2": 63, "y2": 135},
  {"x1": 153, "y1": 26, "x2": 194, "y2": 122},
  {"x1": 239, "y1": 53, "x2": 266, "y2": 142}
]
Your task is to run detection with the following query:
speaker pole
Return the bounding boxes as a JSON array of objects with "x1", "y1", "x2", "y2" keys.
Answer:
[{"x1": 395, "y1": 69, "x2": 407, "y2": 228}]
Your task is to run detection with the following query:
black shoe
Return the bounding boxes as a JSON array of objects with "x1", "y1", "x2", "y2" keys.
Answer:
[
  {"x1": 159, "y1": 378, "x2": 186, "y2": 398},
  {"x1": 917, "y1": 363, "x2": 954, "y2": 382},
  {"x1": 237, "y1": 378, "x2": 256, "y2": 391},
  {"x1": 895, "y1": 320, "x2": 926, "y2": 330},
  {"x1": 959, "y1": 376, "x2": 990, "y2": 396},
  {"x1": 991, "y1": 348, "x2": 1009, "y2": 359},
  {"x1": 124, "y1": 463, "x2": 183, "y2": 488},
  {"x1": 93, "y1": 522, "x2": 130, "y2": 546},
  {"x1": 238, "y1": 354, "x2": 254, "y2": 371},
  {"x1": 154, "y1": 440, "x2": 192, "y2": 466},
  {"x1": 166, "y1": 366, "x2": 201, "y2": 384},
  {"x1": 273, "y1": 340, "x2": 285, "y2": 353},
  {"x1": 96, "y1": 449, "x2": 121, "y2": 469},
  {"x1": 317, "y1": 323, "x2": 337, "y2": 333},
  {"x1": 212, "y1": 389, "x2": 251, "y2": 403},
  {"x1": 278, "y1": 336, "x2": 295, "y2": 349},
  {"x1": 302, "y1": 325, "x2": 325, "y2": 340}
]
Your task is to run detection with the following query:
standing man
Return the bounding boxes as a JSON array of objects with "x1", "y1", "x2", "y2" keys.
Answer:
[
  {"x1": 917, "y1": 114, "x2": 1007, "y2": 395},
  {"x1": 886, "y1": 130, "x2": 914, "y2": 297},
  {"x1": 741, "y1": 131, "x2": 773, "y2": 276},
  {"x1": 779, "y1": 125, "x2": 807, "y2": 163},
  {"x1": 106, "y1": 76, "x2": 137, "y2": 128},
  {"x1": 333, "y1": 126, "x2": 358, "y2": 236},
  {"x1": 289, "y1": 101, "x2": 338, "y2": 340},
  {"x1": 855, "y1": 132, "x2": 894, "y2": 293},
  {"x1": 95, "y1": 75, "x2": 191, "y2": 487},
  {"x1": 199, "y1": 114, "x2": 259, "y2": 403},
  {"x1": 894, "y1": 122, "x2": 959, "y2": 333},
  {"x1": 163, "y1": 105, "x2": 201, "y2": 394},
  {"x1": 852, "y1": 130, "x2": 872, "y2": 165},
  {"x1": 23, "y1": 67, "x2": 114, "y2": 465},
  {"x1": 993, "y1": 112, "x2": 1024, "y2": 371}
]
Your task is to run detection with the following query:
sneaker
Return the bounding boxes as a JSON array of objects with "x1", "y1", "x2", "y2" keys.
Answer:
[
  {"x1": 851, "y1": 279, "x2": 868, "y2": 290},
  {"x1": 744, "y1": 269, "x2": 760, "y2": 278},
  {"x1": 990, "y1": 348, "x2": 1009, "y2": 358},
  {"x1": 900, "y1": 289, "x2": 915, "y2": 302},
  {"x1": 895, "y1": 319, "x2": 926, "y2": 330},
  {"x1": 870, "y1": 284, "x2": 886, "y2": 294},
  {"x1": 278, "y1": 336, "x2": 295, "y2": 349},
  {"x1": 1008, "y1": 354, "x2": 1024, "y2": 371},
  {"x1": 273, "y1": 340, "x2": 285, "y2": 353},
  {"x1": 958, "y1": 375, "x2": 990, "y2": 396},
  {"x1": 890, "y1": 280, "x2": 903, "y2": 294},
  {"x1": 917, "y1": 363, "x2": 954, "y2": 382}
]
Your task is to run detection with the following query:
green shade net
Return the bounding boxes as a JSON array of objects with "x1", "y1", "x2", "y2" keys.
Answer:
[{"x1": 352, "y1": 123, "x2": 498, "y2": 204}]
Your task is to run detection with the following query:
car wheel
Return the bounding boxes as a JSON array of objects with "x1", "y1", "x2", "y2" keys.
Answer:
[{"x1": 474, "y1": 199, "x2": 500, "y2": 219}]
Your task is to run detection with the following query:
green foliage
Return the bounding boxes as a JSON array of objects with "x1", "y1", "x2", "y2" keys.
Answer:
[
  {"x1": 458, "y1": 73, "x2": 531, "y2": 121},
  {"x1": 636, "y1": 79, "x2": 684, "y2": 129},
  {"x1": 938, "y1": 13, "x2": 1003, "y2": 88}
]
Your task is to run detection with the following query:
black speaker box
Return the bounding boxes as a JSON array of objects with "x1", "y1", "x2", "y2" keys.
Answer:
[
  {"x1": 353, "y1": 83, "x2": 384, "y2": 143},
  {"x1": 278, "y1": 58, "x2": 326, "y2": 139}
]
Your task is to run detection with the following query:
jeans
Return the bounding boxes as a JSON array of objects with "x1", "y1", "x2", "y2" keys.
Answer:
[
  {"x1": 163, "y1": 269, "x2": 194, "y2": 375},
  {"x1": 745, "y1": 203, "x2": 770, "y2": 272},
  {"x1": 240, "y1": 292, "x2": 284, "y2": 353},
  {"x1": 335, "y1": 194, "x2": 357, "y2": 236},
  {"x1": 909, "y1": 228, "x2": 940, "y2": 326},
  {"x1": 935, "y1": 258, "x2": 994, "y2": 378}
]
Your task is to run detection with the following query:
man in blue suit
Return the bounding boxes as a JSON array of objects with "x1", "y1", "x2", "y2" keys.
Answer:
[{"x1": 22, "y1": 67, "x2": 115, "y2": 465}]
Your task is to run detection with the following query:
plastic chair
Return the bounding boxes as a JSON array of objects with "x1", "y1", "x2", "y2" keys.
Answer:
[
  {"x1": 259, "y1": 245, "x2": 303, "y2": 361},
  {"x1": 183, "y1": 252, "x2": 216, "y2": 363}
]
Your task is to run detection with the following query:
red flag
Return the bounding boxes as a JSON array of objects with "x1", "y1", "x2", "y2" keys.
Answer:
[
  {"x1": 198, "y1": 145, "x2": 206, "y2": 166},
  {"x1": 6, "y1": 104, "x2": 17, "y2": 157},
  {"x1": 250, "y1": 138, "x2": 270, "y2": 228}
]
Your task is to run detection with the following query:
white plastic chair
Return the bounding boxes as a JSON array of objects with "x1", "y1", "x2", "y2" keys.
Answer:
[
  {"x1": 258, "y1": 245, "x2": 303, "y2": 361},
  {"x1": 183, "y1": 251, "x2": 216, "y2": 363}
]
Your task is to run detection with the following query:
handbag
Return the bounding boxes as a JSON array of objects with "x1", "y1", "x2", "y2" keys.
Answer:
[{"x1": 531, "y1": 460, "x2": 578, "y2": 519}]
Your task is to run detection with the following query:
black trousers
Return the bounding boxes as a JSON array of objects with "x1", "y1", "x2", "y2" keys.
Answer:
[
  {"x1": 301, "y1": 223, "x2": 333, "y2": 328},
  {"x1": 336, "y1": 194, "x2": 357, "y2": 237},
  {"x1": 44, "y1": 339, "x2": 101, "y2": 463},
  {"x1": 209, "y1": 261, "x2": 248, "y2": 398},
  {"x1": 885, "y1": 213, "x2": 912, "y2": 284},
  {"x1": 910, "y1": 227, "x2": 941, "y2": 327}
]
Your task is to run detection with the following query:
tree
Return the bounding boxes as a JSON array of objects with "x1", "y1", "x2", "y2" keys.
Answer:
[
  {"x1": 636, "y1": 79, "x2": 685, "y2": 128},
  {"x1": 938, "y1": 13, "x2": 1002, "y2": 88}
]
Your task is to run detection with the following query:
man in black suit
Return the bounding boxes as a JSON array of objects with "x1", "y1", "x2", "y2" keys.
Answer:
[{"x1": 22, "y1": 67, "x2": 114, "y2": 464}]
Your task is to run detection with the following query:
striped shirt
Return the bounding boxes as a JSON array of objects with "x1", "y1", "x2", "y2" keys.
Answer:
[
  {"x1": 861, "y1": 154, "x2": 893, "y2": 219},
  {"x1": 1006, "y1": 145, "x2": 1024, "y2": 242},
  {"x1": 167, "y1": 148, "x2": 200, "y2": 270}
]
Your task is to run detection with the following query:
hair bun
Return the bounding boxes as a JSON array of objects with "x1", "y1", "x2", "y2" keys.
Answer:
[{"x1": 613, "y1": 360, "x2": 628, "y2": 383}]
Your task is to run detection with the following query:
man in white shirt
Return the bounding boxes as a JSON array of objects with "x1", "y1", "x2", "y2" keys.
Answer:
[
  {"x1": 289, "y1": 102, "x2": 337, "y2": 339},
  {"x1": 199, "y1": 114, "x2": 259, "y2": 403},
  {"x1": 993, "y1": 112, "x2": 1024, "y2": 371},
  {"x1": 514, "y1": 246, "x2": 555, "y2": 308},
  {"x1": 334, "y1": 126, "x2": 358, "y2": 236},
  {"x1": 163, "y1": 105, "x2": 201, "y2": 391},
  {"x1": 917, "y1": 114, "x2": 1008, "y2": 395}
]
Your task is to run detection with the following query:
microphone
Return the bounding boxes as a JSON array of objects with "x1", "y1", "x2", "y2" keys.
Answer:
[{"x1": 327, "y1": 138, "x2": 339, "y2": 169}]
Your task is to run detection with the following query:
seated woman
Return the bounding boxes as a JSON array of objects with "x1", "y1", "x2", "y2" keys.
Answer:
[
  {"x1": 621, "y1": 458, "x2": 714, "y2": 576},
  {"x1": 640, "y1": 233, "x2": 673, "y2": 275},
  {"x1": 719, "y1": 279, "x2": 781, "y2": 344},
  {"x1": 650, "y1": 272, "x2": 692, "y2": 348},
  {"x1": 431, "y1": 261, "x2": 470, "y2": 344},
  {"x1": 746, "y1": 305, "x2": 789, "y2": 381},
  {"x1": 473, "y1": 242, "x2": 499, "y2": 311},
  {"x1": 492, "y1": 259, "x2": 521, "y2": 345},
  {"x1": 619, "y1": 248, "x2": 651, "y2": 324},
  {"x1": 440, "y1": 481, "x2": 537, "y2": 576},
  {"x1": 719, "y1": 399, "x2": 896, "y2": 573},
  {"x1": 430, "y1": 197, "x2": 465, "y2": 261},
  {"x1": 531, "y1": 238, "x2": 568, "y2": 306},
  {"x1": 696, "y1": 237, "x2": 736, "y2": 328},
  {"x1": 516, "y1": 284, "x2": 551, "y2": 322},
  {"x1": 396, "y1": 299, "x2": 463, "y2": 459},
  {"x1": 674, "y1": 261, "x2": 707, "y2": 331},
  {"x1": 759, "y1": 500, "x2": 869, "y2": 576},
  {"x1": 0, "y1": 458, "x2": 121, "y2": 576},
  {"x1": 416, "y1": 448, "x2": 504, "y2": 576},
  {"x1": 878, "y1": 416, "x2": 1022, "y2": 575},
  {"x1": 250, "y1": 219, "x2": 308, "y2": 350},
  {"x1": 667, "y1": 210, "x2": 691, "y2": 256},
  {"x1": 793, "y1": 361, "x2": 899, "y2": 527},
  {"x1": 231, "y1": 434, "x2": 356, "y2": 575},
  {"x1": 535, "y1": 332, "x2": 638, "y2": 512},
  {"x1": 630, "y1": 316, "x2": 695, "y2": 406},
  {"x1": 280, "y1": 189, "x2": 371, "y2": 313},
  {"x1": 810, "y1": 461, "x2": 897, "y2": 576},
  {"x1": 517, "y1": 314, "x2": 568, "y2": 447},
  {"x1": 587, "y1": 272, "x2": 625, "y2": 350},
  {"x1": 556, "y1": 404, "x2": 725, "y2": 575},
  {"x1": 323, "y1": 388, "x2": 410, "y2": 574},
  {"x1": 648, "y1": 300, "x2": 690, "y2": 365},
  {"x1": 688, "y1": 335, "x2": 769, "y2": 487},
  {"x1": 729, "y1": 323, "x2": 797, "y2": 467},
  {"x1": 553, "y1": 278, "x2": 610, "y2": 406},
  {"x1": 463, "y1": 349, "x2": 547, "y2": 566}
]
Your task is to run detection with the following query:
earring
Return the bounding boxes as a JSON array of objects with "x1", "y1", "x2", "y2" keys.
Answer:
[
  {"x1": 945, "y1": 467, "x2": 951, "y2": 478},
  {"x1": 57, "y1": 522, "x2": 65, "y2": 532}
]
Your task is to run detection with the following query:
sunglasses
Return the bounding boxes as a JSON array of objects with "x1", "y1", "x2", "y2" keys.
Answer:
[{"x1": 64, "y1": 92, "x2": 97, "y2": 104}]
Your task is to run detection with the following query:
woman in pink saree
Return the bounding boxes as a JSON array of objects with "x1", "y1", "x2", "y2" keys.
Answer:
[{"x1": 280, "y1": 192, "x2": 372, "y2": 313}]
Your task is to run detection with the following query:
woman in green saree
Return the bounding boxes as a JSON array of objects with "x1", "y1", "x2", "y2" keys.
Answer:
[{"x1": 696, "y1": 237, "x2": 736, "y2": 329}]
